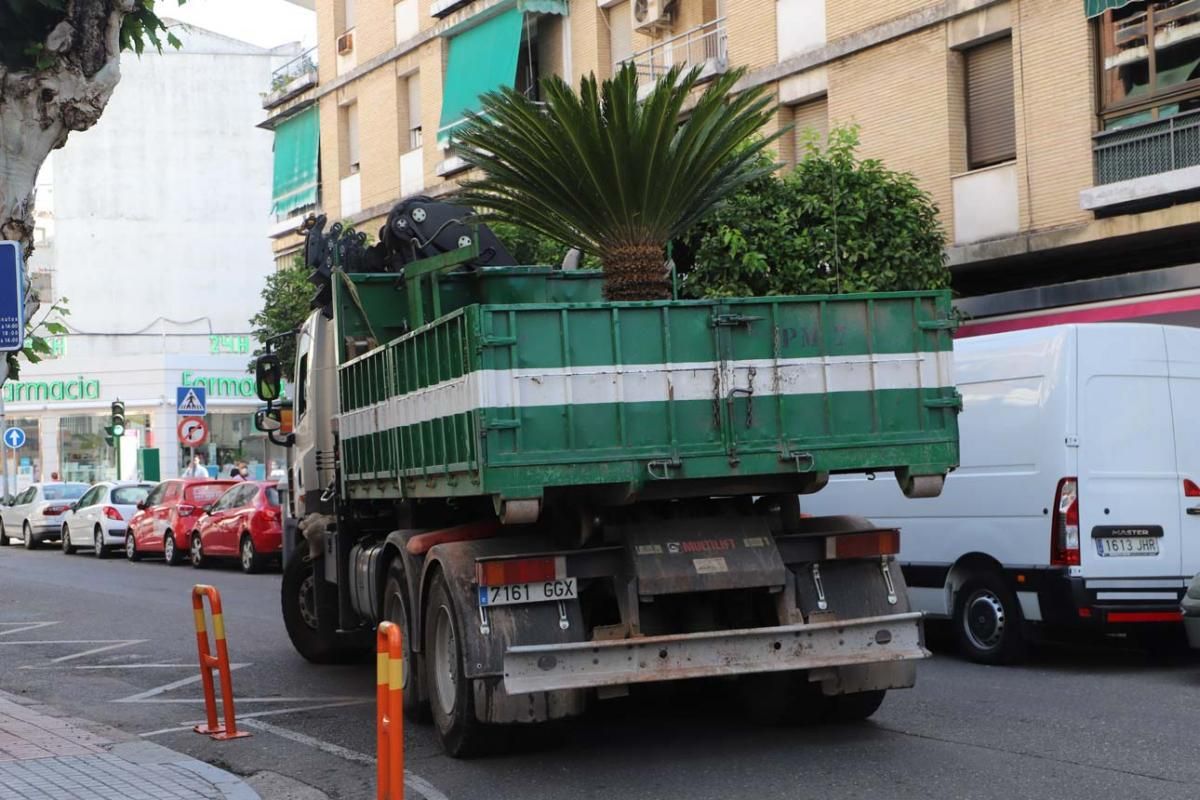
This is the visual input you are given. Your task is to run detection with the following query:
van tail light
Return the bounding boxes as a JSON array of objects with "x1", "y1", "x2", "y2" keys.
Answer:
[
  {"x1": 103, "y1": 506, "x2": 123, "y2": 521},
  {"x1": 1185, "y1": 479, "x2": 1200, "y2": 497},
  {"x1": 177, "y1": 503, "x2": 197, "y2": 517},
  {"x1": 826, "y1": 530, "x2": 900, "y2": 560},
  {"x1": 1051, "y1": 477, "x2": 1080, "y2": 566}
]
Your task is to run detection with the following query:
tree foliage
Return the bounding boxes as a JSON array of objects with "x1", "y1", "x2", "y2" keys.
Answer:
[
  {"x1": 679, "y1": 126, "x2": 950, "y2": 298},
  {"x1": 488, "y1": 222, "x2": 599, "y2": 269},
  {"x1": 0, "y1": 0, "x2": 181, "y2": 71},
  {"x1": 454, "y1": 64, "x2": 781, "y2": 300},
  {"x1": 249, "y1": 257, "x2": 312, "y2": 382}
]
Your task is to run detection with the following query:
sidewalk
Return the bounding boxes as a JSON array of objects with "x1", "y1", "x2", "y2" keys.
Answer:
[{"x1": 0, "y1": 690, "x2": 259, "y2": 799}]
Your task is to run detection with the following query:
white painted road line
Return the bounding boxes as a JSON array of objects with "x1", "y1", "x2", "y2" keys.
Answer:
[
  {"x1": 75, "y1": 663, "x2": 187, "y2": 669},
  {"x1": 112, "y1": 665, "x2": 251, "y2": 702},
  {"x1": 0, "y1": 621, "x2": 61, "y2": 636},
  {"x1": 238, "y1": 718, "x2": 451, "y2": 800},
  {"x1": 136, "y1": 699, "x2": 374, "y2": 738},
  {"x1": 48, "y1": 640, "x2": 147, "y2": 663}
]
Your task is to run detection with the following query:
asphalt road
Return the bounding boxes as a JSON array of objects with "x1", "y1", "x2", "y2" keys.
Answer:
[{"x1": 2, "y1": 542, "x2": 1199, "y2": 800}]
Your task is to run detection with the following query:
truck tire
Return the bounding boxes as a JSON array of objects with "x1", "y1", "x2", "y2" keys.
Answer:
[
  {"x1": 383, "y1": 562, "x2": 430, "y2": 723},
  {"x1": 954, "y1": 573, "x2": 1027, "y2": 665},
  {"x1": 281, "y1": 547, "x2": 345, "y2": 664},
  {"x1": 822, "y1": 690, "x2": 886, "y2": 723},
  {"x1": 425, "y1": 570, "x2": 491, "y2": 757}
]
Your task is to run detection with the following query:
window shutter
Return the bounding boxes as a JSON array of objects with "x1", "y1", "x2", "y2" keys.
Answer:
[
  {"x1": 610, "y1": 2, "x2": 633, "y2": 71},
  {"x1": 965, "y1": 36, "x2": 1016, "y2": 169},
  {"x1": 792, "y1": 96, "x2": 829, "y2": 159}
]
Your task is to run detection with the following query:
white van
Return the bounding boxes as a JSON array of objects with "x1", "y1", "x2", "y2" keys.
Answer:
[{"x1": 804, "y1": 323, "x2": 1200, "y2": 663}]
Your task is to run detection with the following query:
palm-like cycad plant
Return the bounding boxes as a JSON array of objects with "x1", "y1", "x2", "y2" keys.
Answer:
[{"x1": 454, "y1": 64, "x2": 782, "y2": 300}]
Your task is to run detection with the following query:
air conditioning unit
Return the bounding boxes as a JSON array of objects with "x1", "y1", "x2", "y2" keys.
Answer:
[
  {"x1": 633, "y1": 0, "x2": 671, "y2": 32},
  {"x1": 337, "y1": 31, "x2": 354, "y2": 55}
]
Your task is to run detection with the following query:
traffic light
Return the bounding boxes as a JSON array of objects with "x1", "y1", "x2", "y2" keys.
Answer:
[
  {"x1": 110, "y1": 400, "x2": 125, "y2": 438},
  {"x1": 103, "y1": 425, "x2": 116, "y2": 448}
]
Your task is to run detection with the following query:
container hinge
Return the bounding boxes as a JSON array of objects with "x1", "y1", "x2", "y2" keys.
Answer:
[
  {"x1": 918, "y1": 318, "x2": 960, "y2": 331},
  {"x1": 711, "y1": 313, "x2": 763, "y2": 328},
  {"x1": 880, "y1": 557, "x2": 898, "y2": 605},
  {"x1": 783, "y1": 452, "x2": 815, "y2": 472},
  {"x1": 811, "y1": 563, "x2": 828, "y2": 611},
  {"x1": 924, "y1": 391, "x2": 963, "y2": 411},
  {"x1": 646, "y1": 458, "x2": 682, "y2": 480},
  {"x1": 484, "y1": 419, "x2": 521, "y2": 430},
  {"x1": 480, "y1": 335, "x2": 517, "y2": 347}
]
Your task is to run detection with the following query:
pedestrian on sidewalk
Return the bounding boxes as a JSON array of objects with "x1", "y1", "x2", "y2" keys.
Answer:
[{"x1": 183, "y1": 455, "x2": 208, "y2": 478}]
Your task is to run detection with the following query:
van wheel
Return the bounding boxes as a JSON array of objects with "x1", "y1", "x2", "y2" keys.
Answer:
[
  {"x1": 425, "y1": 570, "x2": 492, "y2": 757},
  {"x1": 954, "y1": 574, "x2": 1026, "y2": 664},
  {"x1": 383, "y1": 561, "x2": 430, "y2": 723}
]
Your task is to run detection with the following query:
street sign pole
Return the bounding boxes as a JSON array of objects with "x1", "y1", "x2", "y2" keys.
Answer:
[{"x1": 0, "y1": 394, "x2": 7, "y2": 497}]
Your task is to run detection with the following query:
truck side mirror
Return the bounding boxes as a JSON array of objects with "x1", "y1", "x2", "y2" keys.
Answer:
[
  {"x1": 255, "y1": 354, "x2": 283, "y2": 402},
  {"x1": 255, "y1": 408, "x2": 282, "y2": 432}
]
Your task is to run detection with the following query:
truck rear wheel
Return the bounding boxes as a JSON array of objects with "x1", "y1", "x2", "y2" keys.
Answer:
[
  {"x1": 425, "y1": 570, "x2": 491, "y2": 757},
  {"x1": 822, "y1": 690, "x2": 887, "y2": 722},
  {"x1": 383, "y1": 562, "x2": 430, "y2": 723},
  {"x1": 282, "y1": 547, "x2": 349, "y2": 664}
]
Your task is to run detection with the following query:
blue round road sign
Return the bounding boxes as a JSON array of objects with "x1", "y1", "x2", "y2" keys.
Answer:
[{"x1": 3, "y1": 427, "x2": 26, "y2": 449}]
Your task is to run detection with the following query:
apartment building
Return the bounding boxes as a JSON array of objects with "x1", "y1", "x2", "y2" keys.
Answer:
[{"x1": 263, "y1": 0, "x2": 1200, "y2": 331}]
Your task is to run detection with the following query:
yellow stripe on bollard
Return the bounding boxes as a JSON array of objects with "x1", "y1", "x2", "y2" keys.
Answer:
[
  {"x1": 193, "y1": 608, "x2": 207, "y2": 634},
  {"x1": 377, "y1": 651, "x2": 389, "y2": 685},
  {"x1": 389, "y1": 655, "x2": 403, "y2": 691},
  {"x1": 212, "y1": 612, "x2": 226, "y2": 640}
]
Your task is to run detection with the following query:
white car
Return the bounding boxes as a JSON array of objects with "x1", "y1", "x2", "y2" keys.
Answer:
[
  {"x1": 0, "y1": 483, "x2": 90, "y2": 550},
  {"x1": 61, "y1": 481, "x2": 154, "y2": 559}
]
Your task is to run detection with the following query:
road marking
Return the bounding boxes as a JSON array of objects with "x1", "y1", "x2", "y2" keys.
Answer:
[
  {"x1": 238, "y1": 718, "x2": 451, "y2": 800},
  {"x1": 75, "y1": 663, "x2": 186, "y2": 669},
  {"x1": 0, "y1": 621, "x2": 61, "y2": 636},
  {"x1": 112, "y1": 665, "x2": 250, "y2": 702},
  {"x1": 48, "y1": 640, "x2": 146, "y2": 663},
  {"x1": 136, "y1": 699, "x2": 373, "y2": 738},
  {"x1": 0, "y1": 639, "x2": 128, "y2": 645},
  {"x1": 129, "y1": 696, "x2": 363, "y2": 704}
]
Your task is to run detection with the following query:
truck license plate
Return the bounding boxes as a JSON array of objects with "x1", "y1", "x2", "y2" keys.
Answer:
[
  {"x1": 478, "y1": 578, "x2": 577, "y2": 607},
  {"x1": 1097, "y1": 537, "x2": 1159, "y2": 557}
]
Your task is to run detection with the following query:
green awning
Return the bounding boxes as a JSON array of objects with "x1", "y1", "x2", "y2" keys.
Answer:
[
  {"x1": 438, "y1": 7, "x2": 526, "y2": 145},
  {"x1": 271, "y1": 107, "x2": 319, "y2": 217},
  {"x1": 517, "y1": 0, "x2": 567, "y2": 12},
  {"x1": 1085, "y1": 0, "x2": 1139, "y2": 19}
]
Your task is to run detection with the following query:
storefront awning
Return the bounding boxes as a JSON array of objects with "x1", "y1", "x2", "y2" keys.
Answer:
[
  {"x1": 438, "y1": 7, "x2": 525, "y2": 145},
  {"x1": 517, "y1": 0, "x2": 568, "y2": 13},
  {"x1": 1085, "y1": 0, "x2": 1140, "y2": 19},
  {"x1": 271, "y1": 107, "x2": 319, "y2": 218}
]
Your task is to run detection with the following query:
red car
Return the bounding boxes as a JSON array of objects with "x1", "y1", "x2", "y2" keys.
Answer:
[
  {"x1": 190, "y1": 481, "x2": 282, "y2": 574},
  {"x1": 126, "y1": 479, "x2": 237, "y2": 565}
]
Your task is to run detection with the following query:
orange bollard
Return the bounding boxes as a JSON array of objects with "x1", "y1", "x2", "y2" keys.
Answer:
[
  {"x1": 376, "y1": 621, "x2": 404, "y2": 800},
  {"x1": 191, "y1": 584, "x2": 250, "y2": 740}
]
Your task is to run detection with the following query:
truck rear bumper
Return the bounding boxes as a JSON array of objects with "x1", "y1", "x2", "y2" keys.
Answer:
[{"x1": 503, "y1": 611, "x2": 927, "y2": 694}]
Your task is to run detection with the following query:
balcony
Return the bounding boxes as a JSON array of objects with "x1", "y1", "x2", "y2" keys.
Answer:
[
  {"x1": 1083, "y1": 109, "x2": 1200, "y2": 211},
  {"x1": 623, "y1": 18, "x2": 728, "y2": 94},
  {"x1": 264, "y1": 47, "x2": 318, "y2": 108}
]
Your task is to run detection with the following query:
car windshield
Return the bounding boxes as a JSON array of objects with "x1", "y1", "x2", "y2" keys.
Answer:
[
  {"x1": 266, "y1": 487, "x2": 280, "y2": 506},
  {"x1": 185, "y1": 482, "x2": 234, "y2": 505},
  {"x1": 43, "y1": 484, "x2": 87, "y2": 500},
  {"x1": 111, "y1": 486, "x2": 150, "y2": 505}
]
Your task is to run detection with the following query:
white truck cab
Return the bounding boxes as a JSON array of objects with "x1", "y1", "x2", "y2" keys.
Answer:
[{"x1": 805, "y1": 323, "x2": 1200, "y2": 662}]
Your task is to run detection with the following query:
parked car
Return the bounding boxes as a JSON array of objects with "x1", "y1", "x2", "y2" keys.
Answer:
[
  {"x1": 60, "y1": 482, "x2": 154, "y2": 558},
  {"x1": 125, "y1": 479, "x2": 237, "y2": 565},
  {"x1": 805, "y1": 324, "x2": 1200, "y2": 663},
  {"x1": 0, "y1": 483, "x2": 90, "y2": 549},
  {"x1": 1185, "y1": 574, "x2": 1200, "y2": 650},
  {"x1": 191, "y1": 481, "x2": 282, "y2": 573}
]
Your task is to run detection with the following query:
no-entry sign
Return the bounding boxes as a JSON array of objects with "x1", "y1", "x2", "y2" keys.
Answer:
[{"x1": 177, "y1": 416, "x2": 209, "y2": 447}]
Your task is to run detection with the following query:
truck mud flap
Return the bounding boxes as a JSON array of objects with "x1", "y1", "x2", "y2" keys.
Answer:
[{"x1": 503, "y1": 611, "x2": 927, "y2": 694}]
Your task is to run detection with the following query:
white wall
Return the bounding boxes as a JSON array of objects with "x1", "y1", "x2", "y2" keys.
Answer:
[
  {"x1": 44, "y1": 23, "x2": 277, "y2": 335},
  {"x1": 777, "y1": 0, "x2": 826, "y2": 61}
]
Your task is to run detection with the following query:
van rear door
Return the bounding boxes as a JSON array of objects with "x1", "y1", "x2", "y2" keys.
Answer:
[
  {"x1": 1164, "y1": 327, "x2": 1200, "y2": 582},
  {"x1": 1077, "y1": 326, "x2": 1182, "y2": 581}
]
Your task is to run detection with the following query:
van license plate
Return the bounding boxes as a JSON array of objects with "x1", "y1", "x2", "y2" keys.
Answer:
[
  {"x1": 1097, "y1": 537, "x2": 1159, "y2": 557},
  {"x1": 478, "y1": 579, "x2": 577, "y2": 607}
]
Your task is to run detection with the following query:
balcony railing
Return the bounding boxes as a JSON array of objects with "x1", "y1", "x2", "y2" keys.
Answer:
[
  {"x1": 269, "y1": 46, "x2": 318, "y2": 96},
  {"x1": 623, "y1": 18, "x2": 728, "y2": 84},
  {"x1": 1094, "y1": 108, "x2": 1200, "y2": 185}
]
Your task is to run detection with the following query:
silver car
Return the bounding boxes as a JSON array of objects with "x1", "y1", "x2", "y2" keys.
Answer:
[
  {"x1": 60, "y1": 481, "x2": 154, "y2": 558},
  {"x1": 0, "y1": 483, "x2": 90, "y2": 549}
]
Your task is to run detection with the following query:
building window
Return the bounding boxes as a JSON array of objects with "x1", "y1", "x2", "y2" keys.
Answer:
[
  {"x1": 608, "y1": 1, "x2": 633, "y2": 75},
  {"x1": 337, "y1": 0, "x2": 357, "y2": 33},
  {"x1": 789, "y1": 96, "x2": 829, "y2": 165},
  {"x1": 340, "y1": 102, "x2": 360, "y2": 176},
  {"x1": 516, "y1": 16, "x2": 543, "y2": 100},
  {"x1": 964, "y1": 36, "x2": 1016, "y2": 170},
  {"x1": 1099, "y1": 1, "x2": 1200, "y2": 129},
  {"x1": 401, "y1": 72, "x2": 422, "y2": 151}
]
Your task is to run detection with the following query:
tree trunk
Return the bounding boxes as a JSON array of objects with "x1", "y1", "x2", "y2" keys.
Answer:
[
  {"x1": 601, "y1": 243, "x2": 671, "y2": 301},
  {"x1": 0, "y1": 0, "x2": 135, "y2": 262}
]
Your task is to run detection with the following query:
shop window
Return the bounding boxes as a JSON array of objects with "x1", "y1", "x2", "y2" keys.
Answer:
[
  {"x1": 964, "y1": 35, "x2": 1016, "y2": 169},
  {"x1": 1099, "y1": 1, "x2": 1200, "y2": 129},
  {"x1": 59, "y1": 414, "x2": 147, "y2": 484},
  {"x1": 178, "y1": 412, "x2": 287, "y2": 482}
]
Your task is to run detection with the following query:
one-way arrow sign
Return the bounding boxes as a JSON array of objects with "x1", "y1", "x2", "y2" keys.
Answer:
[{"x1": 176, "y1": 386, "x2": 207, "y2": 417}]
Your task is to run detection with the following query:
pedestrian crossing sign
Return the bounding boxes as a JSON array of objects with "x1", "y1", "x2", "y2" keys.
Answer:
[{"x1": 176, "y1": 386, "x2": 207, "y2": 417}]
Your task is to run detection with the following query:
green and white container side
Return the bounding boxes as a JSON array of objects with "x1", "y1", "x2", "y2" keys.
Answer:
[{"x1": 333, "y1": 268, "x2": 960, "y2": 506}]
